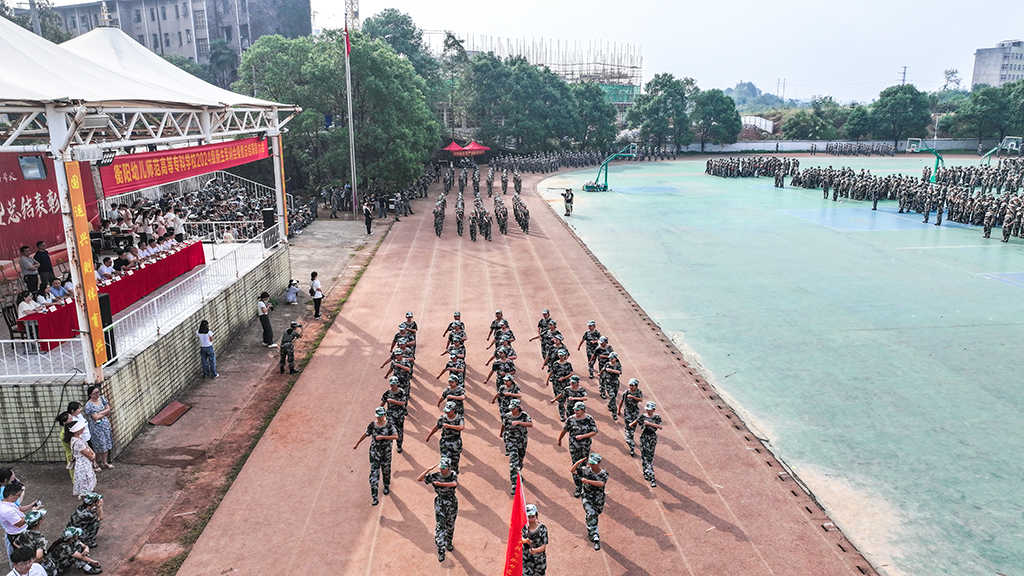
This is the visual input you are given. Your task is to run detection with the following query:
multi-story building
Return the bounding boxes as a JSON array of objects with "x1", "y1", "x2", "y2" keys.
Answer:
[
  {"x1": 972, "y1": 40, "x2": 1024, "y2": 88},
  {"x1": 33, "y1": 0, "x2": 310, "y2": 64}
]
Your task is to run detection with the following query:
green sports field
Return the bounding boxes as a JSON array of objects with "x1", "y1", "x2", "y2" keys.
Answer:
[{"x1": 539, "y1": 156, "x2": 1024, "y2": 576}]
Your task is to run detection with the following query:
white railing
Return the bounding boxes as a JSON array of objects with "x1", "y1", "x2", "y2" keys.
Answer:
[
  {"x1": 102, "y1": 227, "x2": 281, "y2": 366},
  {"x1": 0, "y1": 339, "x2": 85, "y2": 379},
  {"x1": 181, "y1": 220, "x2": 266, "y2": 243}
]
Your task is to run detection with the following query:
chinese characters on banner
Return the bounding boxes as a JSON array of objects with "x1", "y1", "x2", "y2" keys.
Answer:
[
  {"x1": 99, "y1": 138, "x2": 270, "y2": 197},
  {"x1": 67, "y1": 162, "x2": 108, "y2": 367},
  {"x1": 0, "y1": 154, "x2": 87, "y2": 258}
]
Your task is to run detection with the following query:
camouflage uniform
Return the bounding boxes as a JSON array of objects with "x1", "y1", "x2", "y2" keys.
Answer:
[
  {"x1": 365, "y1": 420, "x2": 397, "y2": 500},
  {"x1": 425, "y1": 470, "x2": 459, "y2": 554},
  {"x1": 600, "y1": 358, "x2": 622, "y2": 418},
  {"x1": 563, "y1": 414, "x2": 597, "y2": 493},
  {"x1": 549, "y1": 359, "x2": 574, "y2": 421},
  {"x1": 47, "y1": 537, "x2": 95, "y2": 575},
  {"x1": 582, "y1": 327, "x2": 601, "y2": 378},
  {"x1": 441, "y1": 383, "x2": 466, "y2": 417},
  {"x1": 437, "y1": 413, "x2": 465, "y2": 472},
  {"x1": 14, "y1": 529, "x2": 49, "y2": 570},
  {"x1": 522, "y1": 522, "x2": 548, "y2": 576},
  {"x1": 622, "y1": 386, "x2": 644, "y2": 456},
  {"x1": 639, "y1": 412, "x2": 663, "y2": 484},
  {"x1": 494, "y1": 380, "x2": 521, "y2": 415},
  {"x1": 381, "y1": 387, "x2": 408, "y2": 452},
  {"x1": 67, "y1": 502, "x2": 101, "y2": 546},
  {"x1": 278, "y1": 326, "x2": 300, "y2": 373},
  {"x1": 579, "y1": 464, "x2": 608, "y2": 544},
  {"x1": 502, "y1": 408, "x2": 532, "y2": 489}
]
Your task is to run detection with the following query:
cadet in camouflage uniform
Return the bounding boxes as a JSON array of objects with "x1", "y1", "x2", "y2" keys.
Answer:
[
  {"x1": 635, "y1": 401, "x2": 664, "y2": 487},
  {"x1": 548, "y1": 350, "x2": 575, "y2": 421},
  {"x1": 352, "y1": 407, "x2": 398, "y2": 506},
  {"x1": 13, "y1": 509, "x2": 48, "y2": 565},
  {"x1": 66, "y1": 492, "x2": 103, "y2": 547},
  {"x1": 426, "y1": 402, "x2": 465, "y2": 473},
  {"x1": 47, "y1": 526, "x2": 102, "y2": 574},
  {"x1": 438, "y1": 375, "x2": 466, "y2": 416},
  {"x1": 487, "y1": 310, "x2": 504, "y2": 344},
  {"x1": 577, "y1": 320, "x2": 601, "y2": 378},
  {"x1": 595, "y1": 337, "x2": 614, "y2": 375},
  {"x1": 535, "y1": 309, "x2": 553, "y2": 354},
  {"x1": 483, "y1": 347, "x2": 515, "y2": 385},
  {"x1": 600, "y1": 354, "x2": 622, "y2": 419},
  {"x1": 571, "y1": 453, "x2": 608, "y2": 550},
  {"x1": 492, "y1": 374, "x2": 522, "y2": 415},
  {"x1": 418, "y1": 456, "x2": 459, "y2": 562},
  {"x1": 278, "y1": 321, "x2": 302, "y2": 374},
  {"x1": 557, "y1": 402, "x2": 598, "y2": 497},
  {"x1": 618, "y1": 379, "x2": 644, "y2": 457},
  {"x1": 551, "y1": 375, "x2": 587, "y2": 417},
  {"x1": 500, "y1": 399, "x2": 533, "y2": 494},
  {"x1": 521, "y1": 504, "x2": 548, "y2": 576},
  {"x1": 437, "y1": 351, "x2": 466, "y2": 386},
  {"x1": 381, "y1": 378, "x2": 408, "y2": 453}
]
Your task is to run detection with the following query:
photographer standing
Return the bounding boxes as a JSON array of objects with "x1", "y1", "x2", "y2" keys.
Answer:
[
  {"x1": 279, "y1": 321, "x2": 302, "y2": 374},
  {"x1": 561, "y1": 188, "x2": 574, "y2": 217}
]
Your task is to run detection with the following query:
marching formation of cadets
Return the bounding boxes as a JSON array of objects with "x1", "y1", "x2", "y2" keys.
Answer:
[
  {"x1": 431, "y1": 160, "x2": 529, "y2": 240},
  {"x1": 707, "y1": 155, "x2": 1024, "y2": 241},
  {"x1": 354, "y1": 309, "x2": 664, "y2": 567}
]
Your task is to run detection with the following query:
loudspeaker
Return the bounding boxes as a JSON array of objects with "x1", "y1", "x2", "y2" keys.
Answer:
[
  {"x1": 97, "y1": 292, "x2": 116, "y2": 360},
  {"x1": 262, "y1": 208, "x2": 276, "y2": 230}
]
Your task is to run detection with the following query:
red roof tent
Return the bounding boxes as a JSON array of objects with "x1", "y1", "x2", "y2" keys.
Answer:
[
  {"x1": 463, "y1": 141, "x2": 490, "y2": 152},
  {"x1": 442, "y1": 141, "x2": 464, "y2": 151}
]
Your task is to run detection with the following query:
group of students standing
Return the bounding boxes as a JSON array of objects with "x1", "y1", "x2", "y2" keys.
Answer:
[{"x1": 353, "y1": 307, "x2": 666, "y2": 572}]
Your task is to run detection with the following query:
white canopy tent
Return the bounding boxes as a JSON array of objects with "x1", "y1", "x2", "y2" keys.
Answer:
[{"x1": 0, "y1": 17, "x2": 299, "y2": 381}]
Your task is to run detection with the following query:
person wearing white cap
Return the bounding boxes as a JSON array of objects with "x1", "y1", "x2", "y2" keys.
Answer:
[
  {"x1": 65, "y1": 420, "x2": 96, "y2": 498},
  {"x1": 521, "y1": 503, "x2": 548, "y2": 575},
  {"x1": 570, "y1": 453, "x2": 608, "y2": 550},
  {"x1": 635, "y1": 401, "x2": 664, "y2": 488},
  {"x1": 353, "y1": 407, "x2": 398, "y2": 506},
  {"x1": 417, "y1": 457, "x2": 459, "y2": 562}
]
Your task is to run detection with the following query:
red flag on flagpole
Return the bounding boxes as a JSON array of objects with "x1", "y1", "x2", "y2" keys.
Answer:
[
  {"x1": 502, "y1": 474, "x2": 528, "y2": 576},
  {"x1": 345, "y1": 24, "x2": 351, "y2": 56}
]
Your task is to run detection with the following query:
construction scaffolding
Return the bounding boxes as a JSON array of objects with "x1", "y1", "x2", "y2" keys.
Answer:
[{"x1": 463, "y1": 35, "x2": 643, "y2": 122}]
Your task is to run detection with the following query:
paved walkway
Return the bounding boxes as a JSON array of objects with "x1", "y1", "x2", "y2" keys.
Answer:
[{"x1": 178, "y1": 173, "x2": 873, "y2": 576}]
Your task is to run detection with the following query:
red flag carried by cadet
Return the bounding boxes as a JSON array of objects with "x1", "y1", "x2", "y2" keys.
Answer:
[{"x1": 502, "y1": 474, "x2": 528, "y2": 576}]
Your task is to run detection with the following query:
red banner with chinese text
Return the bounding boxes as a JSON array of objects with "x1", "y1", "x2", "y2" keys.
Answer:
[
  {"x1": 67, "y1": 162, "x2": 107, "y2": 366},
  {"x1": 98, "y1": 138, "x2": 269, "y2": 197}
]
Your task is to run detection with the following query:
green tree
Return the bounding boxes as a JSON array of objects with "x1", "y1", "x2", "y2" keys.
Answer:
[
  {"x1": 871, "y1": 84, "x2": 931, "y2": 146},
  {"x1": 954, "y1": 86, "x2": 1009, "y2": 143},
  {"x1": 440, "y1": 32, "x2": 470, "y2": 138},
  {"x1": 362, "y1": 9, "x2": 443, "y2": 118},
  {"x1": 162, "y1": 54, "x2": 215, "y2": 84},
  {"x1": 571, "y1": 82, "x2": 618, "y2": 150},
  {"x1": 691, "y1": 89, "x2": 742, "y2": 152},
  {"x1": 469, "y1": 55, "x2": 579, "y2": 152},
  {"x1": 782, "y1": 109, "x2": 837, "y2": 140},
  {"x1": 208, "y1": 39, "x2": 239, "y2": 89},
  {"x1": 625, "y1": 73, "x2": 697, "y2": 149},
  {"x1": 1003, "y1": 80, "x2": 1024, "y2": 136},
  {"x1": 1, "y1": 0, "x2": 71, "y2": 43},
  {"x1": 843, "y1": 105, "x2": 873, "y2": 140}
]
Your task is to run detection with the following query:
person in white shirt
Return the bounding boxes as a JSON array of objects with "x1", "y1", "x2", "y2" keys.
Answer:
[
  {"x1": 96, "y1": 258, "x2": 115, "y2": 279},
  {"x1": 15, "y1": 291, "x2": 43, "y2": 319},
  {"x1": 34, "y1": 288, "x2": 54, "y2": 306},
  {"x1": 8, "y1": 545, "x2": 47, "y2": 576}
]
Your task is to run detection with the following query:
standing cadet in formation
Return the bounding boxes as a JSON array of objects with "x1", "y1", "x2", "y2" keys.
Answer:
[
  {"x1": 352, "y1": 406, "x2": 398, "y2": 506},
  {"x1": 426, "y1": 401, "x2": 465, "y2": 473},
  {"x1": 571, "y1": 453, "x2": 608, "y2": 550},
  {"x1": 492, "y1": 374, "x2": 522, "y2": 415},
  {"x1": 381, "y1": 377, "x2": 408, "y2": 453},
  {"x1": 418, "y1": 457, "x2": 459, "y2": 562},
  {"x1": 437, "y1": 351, "x2": 466, "y2": 385},
  {"x1": 578, "y1": 320, "x2": 602, "y2": 379},
  {"x1": 618, "y1": 378, "x2": 644, "y2": 457},
  {"x1": 500, "y1": 398, "x2": 533, "y2": 495},
  {"x1": 521, "y1": 504, "x2": 548, "y2": 576},
  {"x1": 558, "y1": 401, "x2": 598, "y2": 498},
  {"x1": 437, "y1": 375, "x2": 466, "y2": 416},
  {"x1": 635, "y1": 401, "x2": 663, "y2": 487}
]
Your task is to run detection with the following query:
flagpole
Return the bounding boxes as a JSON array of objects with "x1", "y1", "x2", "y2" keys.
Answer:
[{"x1": 345, "y1": 19, "x2": 359, "y2": 215}]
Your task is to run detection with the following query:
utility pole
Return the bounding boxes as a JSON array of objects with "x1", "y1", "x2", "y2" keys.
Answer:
[{"x1": 901, "y1": 66, "x2": 907, "y2": 85}]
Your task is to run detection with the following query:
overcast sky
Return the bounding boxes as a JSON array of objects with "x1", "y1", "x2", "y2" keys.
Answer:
[{"x1": 308, "y1": 0, "x2": 1024, "y2": 103}]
